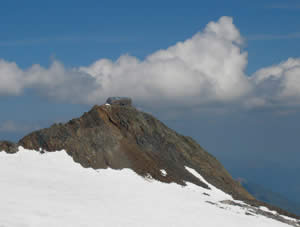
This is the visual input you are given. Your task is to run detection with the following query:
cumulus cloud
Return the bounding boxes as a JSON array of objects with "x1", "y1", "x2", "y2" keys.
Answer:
[
  {"x1": 0, "y1": 60, "x2": 97, "y2": 102},
  {"x1": 250, "y1": 58, "x2": 300, "y2": 108},
  {"x1": 79, "y1": 16, "x2": 250, "y2": 106},
  {"x1": 0, "y1": 60, "x2": 24, "y2": 95},
  {"x1": 0, "y1": 16, "x2": 300, "y2": 112}
]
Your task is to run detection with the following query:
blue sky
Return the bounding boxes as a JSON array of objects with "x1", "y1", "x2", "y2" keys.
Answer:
[{"x1": 1, "y1": 0, "x2": 300, "y2": 202}]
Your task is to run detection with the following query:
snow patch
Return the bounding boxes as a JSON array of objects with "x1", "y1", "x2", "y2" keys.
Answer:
[
  {"x1": 185, "y1": 166, "x2": 232, "y2": 201},
  {"x1": 160, "y1": 169, "x2": 167, "y2": 176},
  {"x1": 260, "y1": 206, "x2": 277, "y2": 215}
]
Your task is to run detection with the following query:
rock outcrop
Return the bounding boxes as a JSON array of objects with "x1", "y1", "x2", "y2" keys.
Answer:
[{"x1": 0, "y1": 141, "x2": 18, "y2": 153}]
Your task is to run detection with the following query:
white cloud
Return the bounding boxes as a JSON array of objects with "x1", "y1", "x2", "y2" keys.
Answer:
[
  {"x1": 79, "y1": 16, "x2": 251, "y2": 107},
  {"x1": 250, "y1": 58, "x2": 300, "y2": 107},
  {"x1": 0, "y1": 16, "x2": 300, "y2": 112},
  {"x1": 24, "y1": 61, "x2": 98, "y2": 103},
  {"x1": 0, "y1": 60, "x2": 24, "y2": 95},
  {"x1": 0, "y1": 60, "x2": 97, "y2": 103}
]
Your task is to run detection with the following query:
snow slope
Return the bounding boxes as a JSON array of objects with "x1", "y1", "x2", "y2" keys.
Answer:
[{"x1": 0, "y1": 147, "x2": 296, "y2": 227}]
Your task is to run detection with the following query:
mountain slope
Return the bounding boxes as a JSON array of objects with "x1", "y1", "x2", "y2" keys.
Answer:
[
  {"x1": 0, "y1": 99, "x2": 299, "y2": 226},
  {"x1": 0, "y1": 148, "x2": 297, "y2": 227}
]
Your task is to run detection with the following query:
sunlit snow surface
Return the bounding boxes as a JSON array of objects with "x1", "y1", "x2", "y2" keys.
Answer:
[{"x1": 0, "y1": 147, "x2": 294, "y2": 227}]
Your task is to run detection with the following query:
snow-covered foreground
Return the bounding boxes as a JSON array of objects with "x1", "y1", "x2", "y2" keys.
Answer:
[{"x1": 0, "y1": 147, "x2": 295, "y2": 227}]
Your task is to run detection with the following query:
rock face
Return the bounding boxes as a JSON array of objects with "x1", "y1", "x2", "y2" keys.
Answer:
[
  {"x1": 0, "y1": 141, "x2": 18, "y2": 154},
  {"x1": 1, "y1": 99, "x2": 299, "y2": 220}
]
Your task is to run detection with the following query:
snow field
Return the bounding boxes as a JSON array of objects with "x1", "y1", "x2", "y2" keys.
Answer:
[{"x1": 0, "y1": 147, "x2": 293, "y2": 227}]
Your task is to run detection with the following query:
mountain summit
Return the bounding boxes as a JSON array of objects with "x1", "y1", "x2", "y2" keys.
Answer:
[
  {"x1": 18, "y1": 97, "x2": 251, "y2": 200},
  {"x1": 0, "y1": 98, "x2": 299, "y2": 226}
]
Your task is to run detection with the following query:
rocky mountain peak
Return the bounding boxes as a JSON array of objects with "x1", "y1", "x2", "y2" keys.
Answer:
[
  {"x1": 1, "y1": 98, "x2": 299, "y2": 221},
  {"x1": 13, "y1": 101, "x2": 252, "y2": 199}
]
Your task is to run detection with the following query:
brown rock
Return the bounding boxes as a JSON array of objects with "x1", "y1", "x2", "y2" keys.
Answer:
[{"x1": 0, "y1": 141, "x2": 18, "y2": 154}]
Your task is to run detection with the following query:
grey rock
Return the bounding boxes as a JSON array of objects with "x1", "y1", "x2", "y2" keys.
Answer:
[{"x1": 106, "y1": 97, "x2": 132, "y2": 106}]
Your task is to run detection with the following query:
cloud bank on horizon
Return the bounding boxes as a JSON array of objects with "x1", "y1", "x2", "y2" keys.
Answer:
[
  {"x1": 0, "y1": 121, "x2": 38, "y2": 133},
  {"x1": 1, "y1": 16, "x2": 300, "y2": 111}
]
